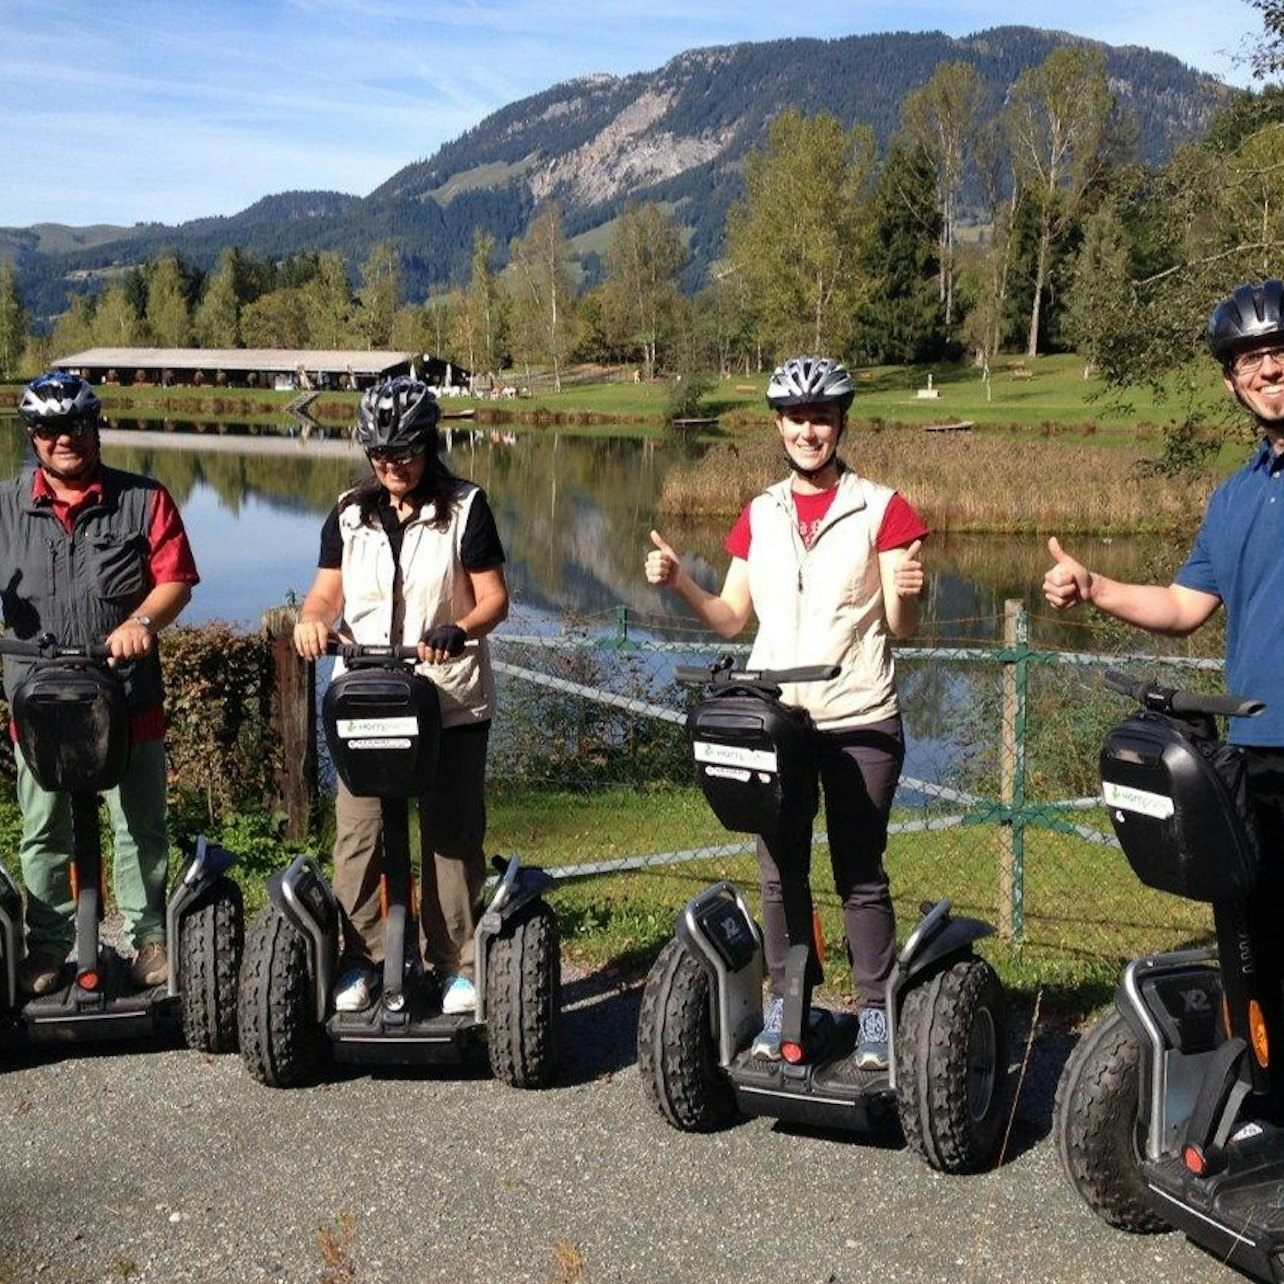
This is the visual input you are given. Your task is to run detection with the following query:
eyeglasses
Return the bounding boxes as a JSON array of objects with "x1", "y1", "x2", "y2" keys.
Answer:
[
  {"x1": 367, "y1": 446, "x2": 425, "y2": 466},
  {"x1": 1229, "y1": 344, "x2": 1284, "y2": 377},
  {"x1": 30, "y1": 420, "x2": 95, "y2": 441}
]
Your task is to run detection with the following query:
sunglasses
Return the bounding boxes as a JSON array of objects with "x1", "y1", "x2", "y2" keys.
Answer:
[
  {"x1": 367, "y1": 446, "x2": 426, "y2": 466},
  {"x1": 30, "y1": 420, "x2": 96, "y2": 441}
]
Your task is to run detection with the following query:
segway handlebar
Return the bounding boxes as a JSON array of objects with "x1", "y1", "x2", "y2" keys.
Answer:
[
  {"x1": 0, "y1": 633, "x2": 111, "y2": 662},
  {"x1": 1102, "y1": 667, "x2": 1265, "y2": 720},
  {"x1": 674, "y1": 654, "x2": 841, "y2": 689},
  {"x1": 323, "y1": 639, "x2": 480, "y2": 662}
]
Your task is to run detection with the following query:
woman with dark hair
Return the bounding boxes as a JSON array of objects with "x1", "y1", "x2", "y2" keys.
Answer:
[{"x1": 293, "y1": 377, "x2": 509, "y2": 1016}]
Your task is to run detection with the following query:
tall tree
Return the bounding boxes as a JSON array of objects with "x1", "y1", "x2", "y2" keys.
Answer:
[
  {"x1": 465, "y1": 230, "x2": 504, "y2": 378},
  {"x1": 853, "y1": 138, "x2": 944, "y2": 365},
  {"x1": 302, "y1": 252, "x2": 353, "y2": 350},
  {"x1": 355, "y1": 240, "x2": 401, "y2": 349},
  {"x1": 145, "y1": 254, "x2": 194, "y2": 347},
  {"x1": 602, "y1": 202, "x2": 689, "y2": 380},
  {"x1": 49, "y1": 293, "x2": 96, "y2": 358},
  {"x1": 508, "y1": 203, "x2": 577, "y2": 392},
  {"x1": 91, "y1": 285, "x2": 144, "y2": 347},
  {"x1": 726, "y1": 109, "x2": 876, "y2": 357},
  {"x1": 240, "y1": 288, "x2": 309, "y2": 349},
  {"x1": 1005, "y1": 46, "x2": 1114, "y2": 357},
  {"x1": 0, "y1": 260, "x2": 28, "y2": 380},
  {"x1": 195, "y1": 247, "x2": 252, "y2": 348},
  {"x1": 1061, "y1": 201, "x2": 1133, "y2": 377},
  {"x1": 899, "y1": 60, "x2": 986, "y2": 330}
]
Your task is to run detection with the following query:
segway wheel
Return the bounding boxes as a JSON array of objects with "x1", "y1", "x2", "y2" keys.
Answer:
[
  {"x1": 485, "y1": 897, "x2": 560, "y2": 1088},
  {"x1": 897, "y1": 954, "x2": 1009, "y2": 1174},
  {"x1": 636, "y1": 936, "x2": 739, "y2": 1132},
  {"x1": 177, "y1": 875, "x2": 244, "y2": 1054},
  {"x1": 237, "y1": 903, "x2": 326, "y2": 1088},
  {"x1": 1054, "y1": 1007, "x2": 1169, "y2": 1232}
]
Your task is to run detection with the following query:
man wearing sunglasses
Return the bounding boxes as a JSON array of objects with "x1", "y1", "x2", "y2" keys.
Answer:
[{"x1": 4, "y1": 371, "x2": 199, "y2": 996}]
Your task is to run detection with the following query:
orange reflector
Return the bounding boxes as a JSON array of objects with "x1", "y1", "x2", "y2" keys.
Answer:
[
  {"x1": 1182, "y1": 1144, "x2": 1206, "y2": 1175},
  {"x1": 811, "y1": 908, "x2": 826, "y2": 968},
  {"x1": 78, "y1": 971, "x2": 100, "y2": 992},
  {"x1": 69, "y1": 864, "x2": 79, "y2": 899},
  {"x1": 780, "y1": 1041, "x2": 805, "y2": 1065},
  {"x1": 1250, "y1": 1000, "x2": 1270, "y2": 1068},
  {"x1": 379, "y1": 875, "x2": 388, "y2": 919},
  {"x1": 1222, "y1": 993, "x2": 1231, "y2": 1039}
]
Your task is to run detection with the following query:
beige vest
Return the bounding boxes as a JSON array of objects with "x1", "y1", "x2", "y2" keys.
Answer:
[
  {"x1": 337, "y1": 484, "x2": 494, "y2": 728},
  {"x1": 745, "y1": 471, "x2": 899, "y2": 730}
]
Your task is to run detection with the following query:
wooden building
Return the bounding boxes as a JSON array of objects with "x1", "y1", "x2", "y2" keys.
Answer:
[{"x1": 51, "y1": 348, "x2": 465, "y2": 392}]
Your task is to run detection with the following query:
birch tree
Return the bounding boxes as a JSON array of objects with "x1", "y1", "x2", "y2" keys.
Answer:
[
  {"x1": 509, "y1": 203, "x2": 576, "y2": 392},
  {"x1": 900, "y1": 60, "x2": 986, "y2": 329},
  {"x1": 1005, "y1": 46, "x2": 1113, "y2": 357}
]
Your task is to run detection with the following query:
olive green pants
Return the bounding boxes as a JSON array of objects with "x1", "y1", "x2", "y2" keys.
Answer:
[{"x1": 17, "y1": 739, "x2": 170, "y2": 956}]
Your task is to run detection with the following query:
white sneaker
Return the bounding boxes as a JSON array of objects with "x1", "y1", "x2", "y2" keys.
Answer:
[
  {"x1": 441, "y1": 973, "x2": 476, "y2": 1015},
  {"x1": 333, "y1": 965, "x2": 374, "y2": 1013}
]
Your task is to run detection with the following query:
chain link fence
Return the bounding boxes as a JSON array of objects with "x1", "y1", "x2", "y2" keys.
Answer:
[{"x1": 483, "y1": 600, "x2": 1224, "y2": 988}]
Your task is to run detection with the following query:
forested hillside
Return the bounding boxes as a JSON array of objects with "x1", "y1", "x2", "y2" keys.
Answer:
[{"x1": 6, "y1": 26, "x2": 1228, "y2": 323}]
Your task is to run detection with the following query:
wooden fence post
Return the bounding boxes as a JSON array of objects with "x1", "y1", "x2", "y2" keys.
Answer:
[
  {"x1": 263, "y1": 604, "x2": 315, "y2": 841},
  {"x1": 998, "y1": 598, "x2": 1027, "y2": 941}
]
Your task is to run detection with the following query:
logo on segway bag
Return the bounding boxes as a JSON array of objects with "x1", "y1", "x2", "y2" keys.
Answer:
[
  {"x1": 1102, "y1": 780, "x2": 1175, "y2": 820},
  {"x1": 336, "y1": 716, "x2": 418, "y2": 751},
  {"x1": 693, "y1": 740, "x2": 778, "y2": 773}
]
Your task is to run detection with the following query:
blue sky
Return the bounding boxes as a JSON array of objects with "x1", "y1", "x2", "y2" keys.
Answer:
[{"x1": 2, "y1": 0, "x2": 1264, "y2": 229}]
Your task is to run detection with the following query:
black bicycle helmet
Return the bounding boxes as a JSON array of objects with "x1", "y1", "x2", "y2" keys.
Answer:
[
  {"x1": 765, "y1": 356, "x2": 855, "y2": 411},
  {"x1": 354, "y1": 376, "x2": 440, "y2": 452},
  {"x1": 18, "y1": 371, "x2": 101, "y2": 433},
  {"x1": 1206, "y1": 280, "x2": 1284, "y2": 364}
]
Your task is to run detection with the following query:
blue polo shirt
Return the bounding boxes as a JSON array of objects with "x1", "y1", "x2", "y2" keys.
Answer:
[{"x1": 1176, "y1": 439, "x2": 1284, "y2": 745}]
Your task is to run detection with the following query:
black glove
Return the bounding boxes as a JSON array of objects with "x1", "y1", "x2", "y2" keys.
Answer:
[{"x1": 421, "y1": 624, "x2": 467, "y2": 656}]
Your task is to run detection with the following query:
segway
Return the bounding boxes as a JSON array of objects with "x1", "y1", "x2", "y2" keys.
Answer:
[
  {"x1": 0, "y1": 633, "x2": 243, "y2": 1053},
  {"x1": 237, "y1": 641, "x2": 559, "y2": 1089},
  {"x1": 1055, "y1": 668, "x2": 1284, "y2": 1281},
  {"x1": 637, "y1": 656, "x2": 1010, "y2": 1174}
]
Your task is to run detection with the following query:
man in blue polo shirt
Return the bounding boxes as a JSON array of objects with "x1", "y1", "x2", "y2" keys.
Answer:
[{"x1": 1043, "y1": 278, "x2": 1284, "y2": 753}]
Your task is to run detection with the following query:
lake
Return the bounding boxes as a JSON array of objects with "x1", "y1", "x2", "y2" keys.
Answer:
[{"x1": 0, "y1": 417, "x2": 1190, "y2": 652}]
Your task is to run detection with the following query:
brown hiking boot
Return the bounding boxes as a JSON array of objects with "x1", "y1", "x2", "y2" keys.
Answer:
[
  {"x1": 18, "y1": 948, "x2": 66, "y2": 997},
  {"x1": 131, "y1": 940, "x2": 168, "y2": 989}
]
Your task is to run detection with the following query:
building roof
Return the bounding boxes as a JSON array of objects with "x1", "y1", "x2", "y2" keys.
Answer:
[{"x1": 53, "y1": 348, "x2": 418, "y2": 375}]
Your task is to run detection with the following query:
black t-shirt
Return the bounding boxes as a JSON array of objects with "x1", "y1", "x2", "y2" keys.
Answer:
[{"x1": 317, "y1": 486, "x2": 506, "y2": 571}]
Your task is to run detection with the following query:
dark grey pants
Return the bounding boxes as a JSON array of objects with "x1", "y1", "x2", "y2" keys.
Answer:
[{"x1": 755, "y1": 716, "x2": 904, "y2": 1011}]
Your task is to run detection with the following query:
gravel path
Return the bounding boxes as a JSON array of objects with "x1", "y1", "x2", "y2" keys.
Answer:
[{"x1": 0, "y1": 969, "x2": 1243, "y2": 1284}]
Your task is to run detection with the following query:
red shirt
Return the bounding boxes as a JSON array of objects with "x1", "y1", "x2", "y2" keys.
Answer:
[{"x1": 725, "y1": 483, "x2": 928, "y2": 559}]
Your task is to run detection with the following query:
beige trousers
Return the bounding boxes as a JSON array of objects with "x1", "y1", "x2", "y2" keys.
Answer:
[{"x1": 330, "y1": 722, "x2": 490, "y2": 979}]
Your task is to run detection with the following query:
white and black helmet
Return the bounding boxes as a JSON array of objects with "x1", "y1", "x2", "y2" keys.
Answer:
[
  {"x1": 765, "y1": 356, "x2": 855, "y2": 412},
  {"x1": 18, "y1": 371, "x2": 101, "y2": 433},
  {"x1": 1207, "y1": 280, "x2": 1284, "y2": 364},
  {"x1": 354, "y1": 376, "x2": 440, "y2": 453}
]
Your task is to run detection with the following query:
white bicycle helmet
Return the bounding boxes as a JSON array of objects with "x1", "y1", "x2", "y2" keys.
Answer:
[
  {"x1": 18, "y1": 372, "x2": 101, "y2": 433},
  {"x1": 765, "y1": 356, "x2": 855, "y2": 411}
]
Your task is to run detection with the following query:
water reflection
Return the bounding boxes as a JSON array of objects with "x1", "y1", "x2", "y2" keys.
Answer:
[{"x1": 0, "y1": 417, "x2": 1204, "y2": 650}]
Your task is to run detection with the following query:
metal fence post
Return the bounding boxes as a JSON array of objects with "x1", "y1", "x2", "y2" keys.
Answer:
[{"x1": 999, "y1": 599, "x2": 1028, "y2": 940}]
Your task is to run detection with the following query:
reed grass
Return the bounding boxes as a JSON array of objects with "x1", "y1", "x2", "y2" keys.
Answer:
[{"x1": 656, "y1": 427, "x2": 1217, "y2": 535}]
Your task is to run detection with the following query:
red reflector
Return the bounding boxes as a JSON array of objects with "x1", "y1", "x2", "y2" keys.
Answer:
[
  {"x1": 780, "y1": 1041, "x2": 805, "y2": 1064},
  {"x1": 77, "y1": 971, "x2": 100, "y2": 991},
  {"x1": 1182, "y1": 1144, "x2": 1206, "y2": 1175}
]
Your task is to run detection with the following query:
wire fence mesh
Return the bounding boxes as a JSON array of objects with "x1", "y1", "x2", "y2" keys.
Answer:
[{"x1": 481, "y1": 599, "x2": 1228, "y2": 987}]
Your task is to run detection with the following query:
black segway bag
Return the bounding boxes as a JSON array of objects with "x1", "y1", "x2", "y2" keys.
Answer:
[
  {"x1": 686, "y1": 685, "x2": 818, "y2": 837},
  {"x1": 12, "y1": 661, "x2": 130, "y2": 793},
  {"x1": 1100, "y1": 710, "x2": 1259, "y2": 902},
  {"x1": 322, "y1": 665, "x2": 440, "y2": 799}
]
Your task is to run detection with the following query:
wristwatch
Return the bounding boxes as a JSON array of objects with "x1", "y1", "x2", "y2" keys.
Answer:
[{"x1": 129, "y1": 615, "x2": 153, "y2": 631}]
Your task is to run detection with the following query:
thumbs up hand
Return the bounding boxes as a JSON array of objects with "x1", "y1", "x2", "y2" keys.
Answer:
[
  {"x1": 646, "y1": 529, "x2": 682, "y2": 588},
  {"x1": 1043, "y1": 536, "x2": 1092, "y2": 610},
  {"x1": 894, "y1": 539, "x2": 924, "y2": 599}
]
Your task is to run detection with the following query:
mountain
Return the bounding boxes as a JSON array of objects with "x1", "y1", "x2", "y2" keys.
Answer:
[{"x1": 8, "y1": 26, "x2": 1233, "y2": 323}]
